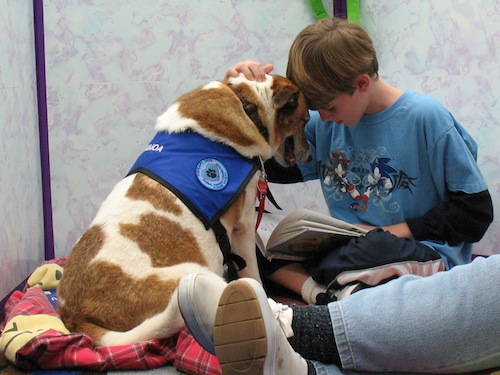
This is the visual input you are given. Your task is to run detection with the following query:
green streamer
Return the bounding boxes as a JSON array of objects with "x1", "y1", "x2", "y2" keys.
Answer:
[
  {"x1": 346, "y1": 0, "x2": 360, "y2": 23},
  {"x1": 308, "y1": 0, "x2": 329, "y2": 20}
]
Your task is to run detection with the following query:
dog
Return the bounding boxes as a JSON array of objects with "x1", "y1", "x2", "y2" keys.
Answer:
[{"x1": 57, "y1": 73, "x2": 310, "y2": 346}]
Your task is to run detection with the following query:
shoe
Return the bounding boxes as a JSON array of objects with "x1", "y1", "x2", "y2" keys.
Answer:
[
  {"x1": 315, "y1": 289, "x2": 337, "y2": 305},
  {"x1": 178, "y1": 273, "x2": 227, "y2": 355},
  {"x1": 214, "y1": 278, "x2": 308, "y2": 375},
  {"x1": 316, "y1": 282, "x2": 370, "y2": 304},
  {"x1": 336, "y1": 282, "x2": 369, "y2": 300}
]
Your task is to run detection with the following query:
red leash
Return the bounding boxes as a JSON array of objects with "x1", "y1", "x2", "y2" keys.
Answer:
[{"x1": 255, "y1": 158, "x2": 268, "y2": 230}]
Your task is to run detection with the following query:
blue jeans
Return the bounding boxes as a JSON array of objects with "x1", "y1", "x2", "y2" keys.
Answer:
[{"x1": 312, "y1": 254, "x2": 500, "y2": 374}]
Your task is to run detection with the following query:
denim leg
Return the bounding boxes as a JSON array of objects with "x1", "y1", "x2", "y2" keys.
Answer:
[
  {"x1": 326, "y1": 255, "x2": 500, "y2": 373},
  {"x1": 311, "y1": 360, "x2": 344, "y2": 375}
]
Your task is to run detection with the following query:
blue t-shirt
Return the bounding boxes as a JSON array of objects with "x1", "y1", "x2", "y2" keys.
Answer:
[{"x1": 298, "y1": 91, "x2": 488, "y2": 268}]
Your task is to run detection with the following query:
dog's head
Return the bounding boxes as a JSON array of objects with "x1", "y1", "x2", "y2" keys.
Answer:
[
  {"x1": 223, "y1": 74, "x2": 311, "y2": 167},
  {"x1": 155, "y1": 74, "x2": 310, "y2": 167}
]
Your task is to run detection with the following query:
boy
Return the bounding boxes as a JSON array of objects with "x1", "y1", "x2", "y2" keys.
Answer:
[{"x1": 227, "y1": 18, "x2": 493, "y2": 304}]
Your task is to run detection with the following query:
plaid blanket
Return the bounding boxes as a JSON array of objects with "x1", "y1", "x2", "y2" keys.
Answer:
[{"x1": 0, "y1": 258, "x2": 221, "y2": 375}]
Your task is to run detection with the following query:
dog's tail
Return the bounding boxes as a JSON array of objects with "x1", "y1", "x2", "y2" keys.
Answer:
[{"x1": 93, "y1": 288, "x2": 185, "y2": 346}]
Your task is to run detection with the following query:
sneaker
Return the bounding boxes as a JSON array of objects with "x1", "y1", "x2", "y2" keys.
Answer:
[
  {"x1": 315, "y1": 289, "x2": 338, "y2": 305},
  {"x1": 315, "y1": 282, "x2": 370, "y2": 304},
  {"x1": 177, "y1": 273, "x2": 227, "y2": 355},
  {"x1": 214, "y1": 278, "x2": 308, "y2": 375},
  {"x1": 336, "y1": 282, "x2": 370, "y2": 300},
  {"x1": 178, "y1": 273, "x2": 294, "y2": 356}
]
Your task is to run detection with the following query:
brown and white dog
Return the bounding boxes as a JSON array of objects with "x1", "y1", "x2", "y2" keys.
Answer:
[{"x1": 57, "y1": 74, "x2": 310, "y2": 346}]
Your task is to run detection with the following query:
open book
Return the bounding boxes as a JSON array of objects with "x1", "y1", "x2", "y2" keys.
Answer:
[{"x1": 256, "y1": 208, "x2": 368, "y2": 261}]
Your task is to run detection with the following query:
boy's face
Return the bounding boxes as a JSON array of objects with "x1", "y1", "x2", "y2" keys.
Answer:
[{"x1": 317, "y1": 89, "x2": 365, "y2": 127}]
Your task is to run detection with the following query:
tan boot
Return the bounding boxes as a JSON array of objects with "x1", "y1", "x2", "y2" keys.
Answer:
[{"x1": 214, "y1": 278, "x2": 308, "y2": 375}]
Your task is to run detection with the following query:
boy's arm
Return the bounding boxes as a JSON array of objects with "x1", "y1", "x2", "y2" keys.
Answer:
[
  {"x1": 406, "y1": 189, "x2": 494, "y2": 244},
  {"x1": 357, "y1": 222, "x2": 413, "y2": 238}
]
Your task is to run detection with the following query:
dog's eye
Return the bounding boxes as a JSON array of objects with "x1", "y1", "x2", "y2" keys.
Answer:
[{"x1": 243, "y1": 101, "x2": 258, "y2": 114}]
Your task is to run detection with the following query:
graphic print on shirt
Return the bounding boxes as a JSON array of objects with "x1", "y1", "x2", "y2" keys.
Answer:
[{"x1": 320, "y1": 149, "x2": 417, "y2": 212}]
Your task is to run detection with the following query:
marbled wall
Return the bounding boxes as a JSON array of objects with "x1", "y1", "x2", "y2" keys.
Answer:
[
  {"x1": 2, "y1": 0, "x2": 499, "y2": 300},
  {"x1": 42, "y1": 0, "x2": 317, "y2": 257},
  {"x1": 0, "y1": 2, "x2": 44, "y2": 299}
]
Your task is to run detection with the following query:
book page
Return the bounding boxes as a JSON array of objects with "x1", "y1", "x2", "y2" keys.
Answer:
[
  {"x1": 265, "y1": 229, "x2": 355, "y2": 261},
  {"x1": 255, "y1": 212, "x2": 286, "y2": 252},
  {"x1": 267, "y1": 220, "x2": 363, "y2": 250},
  {"x1": 275, "y1": 208, "x2": 367, "y2": 235}
]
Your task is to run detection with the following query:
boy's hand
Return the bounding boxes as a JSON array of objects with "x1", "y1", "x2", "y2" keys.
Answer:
[
  {"x1": 357, "y1": 222, "x2": 413, "y2": 238},
  {"x1": 225, "y1": 60, "x2": 274, "y2": 82}
]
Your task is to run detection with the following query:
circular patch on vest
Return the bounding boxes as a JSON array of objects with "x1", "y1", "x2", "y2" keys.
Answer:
[{"x1": 196, "y1": 158, "x2": 228, "y2": 190}]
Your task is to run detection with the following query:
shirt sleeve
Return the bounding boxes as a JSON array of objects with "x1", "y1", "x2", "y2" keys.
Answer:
[
  {"x1": 264, "y1": 158, "x2": 303, "y2": 183},
  {"x1": 407, "y1": 189, "x2": 493, "y2": 244}
]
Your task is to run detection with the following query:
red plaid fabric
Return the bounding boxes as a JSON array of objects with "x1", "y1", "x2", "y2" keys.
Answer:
[{"x1": 1, "y1": 258, "x2": 221, "y2": 375}]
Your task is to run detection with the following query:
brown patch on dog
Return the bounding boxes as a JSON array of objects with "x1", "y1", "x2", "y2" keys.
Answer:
[
  {"x1": 274, "y1": 91, "x2": 309, "y2": 140},
  {"x1": 126, "y1": 173, "x2": 183, "y2": 215},
  {"x1": 59, "y1": 223, "x2": 182, "y2": 336},
  {"x1": 177, "y1": 84, "x2": 268, "y2": 149},
  {"x1": 271, "y1": 77, "x2": 311, "y2": 167},
  {"x1": 58, "y1": 224, "x2": 106, "y2": 326},
  {"x1": 59, "y1": 219, "x2": 195, "y2": 337},
  {"x1": 58, "y1": 225, "x2": 105, "y2": 297},
  {"x1": 120, "y1": 212, "x2": 208, "y2": 267},
  {"x1": 272, "y1": 77, "x2": 310, "y2": 133},
  {"x1": 63, "y1": 261, "x2": 179, "y2": 335},
  {"x1": 229, "y1": 86, "x2": 269, "y2": 141}
]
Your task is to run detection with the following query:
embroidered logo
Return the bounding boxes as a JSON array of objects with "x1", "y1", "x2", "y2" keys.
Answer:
[{"x1": 196, "y1": 158, "x2": 228, "y2": 190}]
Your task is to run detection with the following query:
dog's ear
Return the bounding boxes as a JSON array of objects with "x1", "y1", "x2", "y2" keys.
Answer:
[{"x1": 273, "y1": 87, "x2": 300, "y2": 111}]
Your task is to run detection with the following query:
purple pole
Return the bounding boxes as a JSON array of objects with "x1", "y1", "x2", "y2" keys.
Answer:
[
  {"x1": 333, "y1": 0, "x2": 347, "y2": 19},
  {"x1": 33, "y1": 0, "x2": 55, "y2": 260}
]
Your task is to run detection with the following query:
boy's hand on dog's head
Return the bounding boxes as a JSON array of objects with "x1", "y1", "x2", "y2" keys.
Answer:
[{"x1": 225, "y1": 60, "x2": 274, "y2": 82}]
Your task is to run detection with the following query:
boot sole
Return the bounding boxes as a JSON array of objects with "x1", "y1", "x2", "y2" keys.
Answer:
[{"x1": 214, "y1": 280, "x2": 268, "y2": 374}]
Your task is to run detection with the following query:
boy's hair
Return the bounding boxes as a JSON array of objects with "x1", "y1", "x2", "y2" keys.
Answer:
[{"x1": 286, "y1": 18, "x2": 379, "y2": 109}]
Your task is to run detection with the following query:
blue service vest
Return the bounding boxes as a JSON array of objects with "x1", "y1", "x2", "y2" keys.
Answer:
[{"x1": 128, "y1": 131, "x2": 259, "y2": 230}]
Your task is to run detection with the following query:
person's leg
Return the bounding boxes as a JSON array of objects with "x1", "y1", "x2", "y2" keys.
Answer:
[
  {"x1": 310, "y1": 228, "x2": 444, "y2": 290},
  {"x1": 179, "y1": 255, "x2": 500, "y2": 373},
  {"x1": 257, "y1": 247, "x2": 327, "y2": 304},
  {"x1": 330, "y1": 254, "x2": 500, "y2": 373}
]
